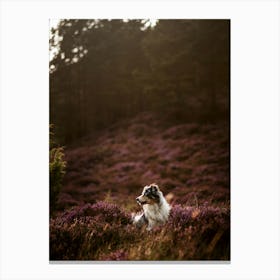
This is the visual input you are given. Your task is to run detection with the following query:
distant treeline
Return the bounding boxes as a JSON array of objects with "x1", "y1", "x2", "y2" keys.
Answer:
[{"x1": 50, "y1": 19, "x2": 230, "y2": 144}]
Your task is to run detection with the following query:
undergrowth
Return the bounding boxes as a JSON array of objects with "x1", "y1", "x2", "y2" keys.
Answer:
[
  {"x1": 50, "y1": 202, "x2": 230, "y2": 260},
  {"x1": 50, "y1": 113, "x2": 230, "y2": 261}
]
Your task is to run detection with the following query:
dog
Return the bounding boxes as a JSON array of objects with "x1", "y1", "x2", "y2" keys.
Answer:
[{"x1": 133, "y1": 183, "x2": 171, "y2": 230}]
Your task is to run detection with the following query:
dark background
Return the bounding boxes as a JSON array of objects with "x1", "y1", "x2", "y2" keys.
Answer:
[{"x1": 50, "y1": 19, "x2": 229, "y2": 144}]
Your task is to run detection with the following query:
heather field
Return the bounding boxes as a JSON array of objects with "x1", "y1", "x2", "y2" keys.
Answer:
[{"x1": 50, "y1": 112, "x2": 230, "y2": 261}]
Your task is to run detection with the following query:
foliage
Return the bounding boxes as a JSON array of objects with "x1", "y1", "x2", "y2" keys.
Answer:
[
  {"x1": 142, "y1": 20, "x2": 229, "y2": 118},
  {"x1": 50, "y1": 202, "x2": 230, "y2": 260},
  {"x1": 50, "y1": 126, "x2": 66, "y2": 210},
  {"x1": 58, "y1": 114, "x2": 229, "y2": 209},
  {"x1": 49, "y1": 113, "x2": 230, "y2": 261},
  {"x1": 50, "y1": 19, "x2": 229, "y2": 144}
]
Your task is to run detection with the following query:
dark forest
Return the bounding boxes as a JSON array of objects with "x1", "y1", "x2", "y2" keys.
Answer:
[{"x1": 50, "y1": 19, "x2": 229, "y2": 144}]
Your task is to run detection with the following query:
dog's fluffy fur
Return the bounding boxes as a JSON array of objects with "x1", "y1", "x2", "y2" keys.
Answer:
[{"x1": 133, "y1": 184, "x2": 170, "y2": 230}]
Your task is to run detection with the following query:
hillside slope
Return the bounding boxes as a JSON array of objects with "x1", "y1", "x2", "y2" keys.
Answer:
[
  {"x1": 58, "y1": 112, "x2": 229, "y2": 211},
  {"x1": 50, "y1": 112, "x2": 230, "y2": 261}
]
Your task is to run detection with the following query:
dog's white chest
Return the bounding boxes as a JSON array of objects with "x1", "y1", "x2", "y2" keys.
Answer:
[{"x1": 143, "y1": 201, "x2": 170, "y2": 224}]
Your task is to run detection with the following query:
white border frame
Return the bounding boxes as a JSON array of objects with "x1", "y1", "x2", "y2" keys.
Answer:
[{"x1": 0, "y1": 0, "x2": 279, "y2": 279}]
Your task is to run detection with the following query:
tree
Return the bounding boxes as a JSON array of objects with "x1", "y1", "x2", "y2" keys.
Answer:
[
  {"x1": 142, "y1": 19, "x2": 229, "y2": 119},
  {"x1": 49, "y1": 19, "x2": 230, "y2": 144}
]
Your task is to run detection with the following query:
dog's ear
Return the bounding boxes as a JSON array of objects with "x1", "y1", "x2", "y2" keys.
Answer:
[
  {"x1": 143, "y1": 185, "x2": 149, "y2": 192},
  {"x1": 151, "y1": 184, "x2": 159, "y2": 192}
]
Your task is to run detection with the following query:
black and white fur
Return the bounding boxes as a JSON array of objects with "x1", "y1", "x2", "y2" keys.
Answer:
[{"x1": 133, "y1": 184, "x2": 170, "y2": 230}]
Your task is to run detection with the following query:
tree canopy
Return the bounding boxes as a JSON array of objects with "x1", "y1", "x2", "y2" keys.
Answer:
[{"x1": 50, "y1": 19, "x2": 229, "y2": 144}]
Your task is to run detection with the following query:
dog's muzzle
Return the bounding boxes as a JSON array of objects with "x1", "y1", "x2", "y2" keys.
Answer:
[{"x1": 136, "y1": 197, "x2": 147, "y2": 205}]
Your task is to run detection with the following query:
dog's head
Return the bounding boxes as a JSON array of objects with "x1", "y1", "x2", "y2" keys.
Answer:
[{"x1": 136, "y1": 183, "x2": 161, "y2": 206}]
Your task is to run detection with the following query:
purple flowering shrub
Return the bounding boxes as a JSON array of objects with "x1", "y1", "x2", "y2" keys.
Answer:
[
  {"x1": 100, "y1": 249, "x2": 128, "y2": 261},
  {"x1": 50, "y1": 113, "x2": 230, "y2": 260},
  {"x1": 58, "y1": 202, "x2": 130, "y2": 224},
  {"x1": 50, "y1": 202, "x2": 229, "y2": 260},
  {"x1": 165, "y1": 205, "x2": 230, "y2": 260},
  {"x1": 59, "y1": 114, "x2": 229, "y2": 209},
  {"x1": 50, "y1": 202, "x2": 134, "y2": 260}
]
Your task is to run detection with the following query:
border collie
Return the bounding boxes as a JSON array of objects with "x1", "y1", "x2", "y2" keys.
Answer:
[{"x1": 133, "y1": 184, "x2": 171, "y2": 230}]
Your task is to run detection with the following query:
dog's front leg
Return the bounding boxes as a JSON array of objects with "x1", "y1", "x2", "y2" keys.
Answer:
[{"x1": 133, "y1": 213, "x2": 147, "y2": 228}]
